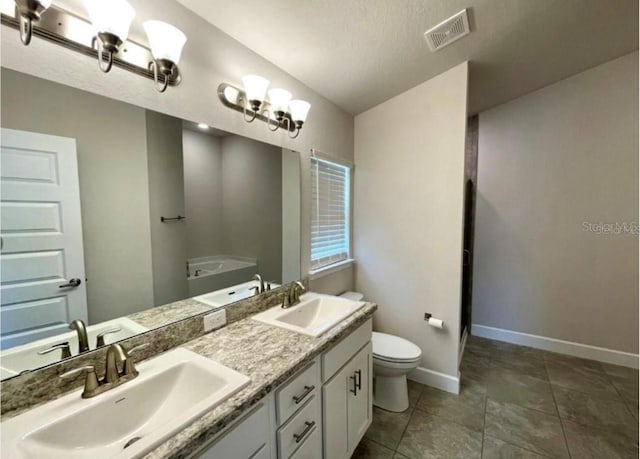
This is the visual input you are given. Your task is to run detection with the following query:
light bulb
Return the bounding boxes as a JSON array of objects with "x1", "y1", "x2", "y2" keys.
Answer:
[
  {"x1": 289, "y1": 100, "x2": 311, "y2": 124},
  {"x1": 143, "y1": 20, "x2": 187, "y2": 64},
  {"x1": 84, "y1": 0, "x2": 135, "y2": 41},
  {"x1": 268, "y1": 89, "x2": 292, "y2": 114}
]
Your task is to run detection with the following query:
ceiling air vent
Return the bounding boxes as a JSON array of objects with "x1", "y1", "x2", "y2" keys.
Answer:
[{"x1": 424, "y1": 9, "x2": 470, "y2": 52}]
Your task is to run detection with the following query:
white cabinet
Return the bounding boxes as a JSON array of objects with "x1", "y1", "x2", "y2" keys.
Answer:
[
  {"x1": 322, "y1": 321, "x2": 373, "y2": 459},
  {"x1": 191, "y1": 319, "x2": 372, "y2": 459}
]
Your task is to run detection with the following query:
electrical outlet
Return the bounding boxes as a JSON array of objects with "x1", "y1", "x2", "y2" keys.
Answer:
[{"x1": 203, "y1": 310, "x2": 226, "y2": 332}]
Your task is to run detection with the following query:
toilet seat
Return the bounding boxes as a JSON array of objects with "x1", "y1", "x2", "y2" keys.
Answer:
[{"x1": 372, "y1": 332, "x2": 422, "y2": 363}]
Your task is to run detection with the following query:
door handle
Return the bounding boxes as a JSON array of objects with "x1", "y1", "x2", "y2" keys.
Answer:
[
  {"x1": 293, "y1": 421, "x2": 315, "y2": 444},
  {"x1": 59, "y1": 278, "x2": 82, "y2": 289},
  {"x1": 349, "y1": 373, "x2": 357, "y2": 395},
  {"x1": 292, "y1": 385, "x2": 315, "y2": 404},
  {"x1": 355, "y1": 369, "x2": 362, "y2": 392}
]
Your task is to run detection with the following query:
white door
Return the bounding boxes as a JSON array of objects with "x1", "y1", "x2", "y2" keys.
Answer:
[{"x1": 1, "y1": 128, "x2": 88, "y2": 349}]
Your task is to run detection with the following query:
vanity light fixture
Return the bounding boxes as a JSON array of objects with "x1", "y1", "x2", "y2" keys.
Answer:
[
  {"x1": 85, "y1": 0, "x2": 135, "y2": 73},
  {"x1": 15, "y1": 0, "x2": 52, "y2": 45},
  {"x1": 143, "y1": 20, "x2": 187, "y2": 93},
  {"x1": 218, "y1": 76, "x2": 311, "y2": 139},
  {"x1": 2, "y1": 2, "x2": 186, "y2": 94},
  {"x1": 197, "y1": 123, "x2": 209, "y2": 130}
]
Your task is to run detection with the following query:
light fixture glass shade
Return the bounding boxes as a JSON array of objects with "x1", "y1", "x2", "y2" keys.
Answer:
[
  {"x1": 85, "y1": 0, "x2": 135, "y2": 41},
  {"x1": 143, "y1": 20, "x2": 187, "y2": 64},
  {"x1": 289, "y1": 100, "x2": 311, "y2": 123},
  {"x1": 39, "y1": 0, "x2": 53, "y2": 8},
  {"x1": 268, "y1": 89, "x2": 292, "y2": 113},
  {"x1": 242, "y1": 75, "x2": 269, "y2": 103}
]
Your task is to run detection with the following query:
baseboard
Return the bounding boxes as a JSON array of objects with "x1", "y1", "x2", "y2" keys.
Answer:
[
  {"x1": 471, "y1": 324, "x2": 639, "y2": 369},
  {"x1": 408, "y1": 366, "x2": 460, "y2": 394}
]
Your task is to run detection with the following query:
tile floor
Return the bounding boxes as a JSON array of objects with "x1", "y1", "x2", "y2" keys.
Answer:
[{"x1": 352, "y1": 335, "x2": 639, "y2": 459}]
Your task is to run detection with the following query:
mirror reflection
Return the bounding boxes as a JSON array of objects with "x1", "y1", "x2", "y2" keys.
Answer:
[{"x1": 0, "y1": 68, "x2": 301, "y2": 379}]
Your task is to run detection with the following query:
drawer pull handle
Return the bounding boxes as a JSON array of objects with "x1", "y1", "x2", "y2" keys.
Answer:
[
  {"x1": 355, "y1": 369, "x2": 362, "y2": 391},
  {"x1": 292, "y1": 385, "x2": 315, "y2": 404},
  {"x1": 293, "y1": 421, "x2": 315, "y2": 444},
  {"x1": 349, "y1": 374, "x2": 357, "y2": 395}
]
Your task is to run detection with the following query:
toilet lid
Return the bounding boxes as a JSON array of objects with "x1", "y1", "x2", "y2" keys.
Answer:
[{"x1": 372, "y1": 332, "x2": 422, "y2": 362}]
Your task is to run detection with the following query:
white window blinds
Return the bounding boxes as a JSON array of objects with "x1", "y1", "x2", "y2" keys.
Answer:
[{"x1": 311, "y1": 157, "x2": 351, "y2": 271}]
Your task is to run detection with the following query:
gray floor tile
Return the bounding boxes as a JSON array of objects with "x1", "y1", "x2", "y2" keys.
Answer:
[
  {"x1": 545, "y1": 361, "x2": 620, "y2": 398},
  {"x1": 489, "y1": 355, "x2": 549, "y2": 381},
  {"x1": 482, "y1": 435, "x2": 551, "y2": 458},
  {"x1": 563, "y1": 419, "x2": 640, "y2": 459},
  {"x1": 365, "y1": 406, "x2": 412, "y2": 450},
  {"x1": 626, "y1": 402, "x2": 638, "y2": 421},
  {"x1": 460, "y1": 354, "x2": 492, "y2": 384},
  {"x1": 610, "y1": 374, "x2": 640, "y2": 404},
  {"x1": 600, "y1": 363, "x2": 639, "y2": 381},
  {"x1": 543, "y1": 352, "x2": 605, "y2": 372},
  {"x1": 396, "y1": 409, "x2": 482, "y2": 459},
  {"x1": 407, "y1": 380, "x2": 424, "y2": 407},
  {"x1": 487, "y1": 368, "x2": 556, "y2": 414},
  {"x1": 484, "y1": 399, "x2": 569, "y2": 458},
  {"x1": 415, "y1": 378, "x2": 486, "y2": 431},
  {"x1": 352, "y1": 438, "x2": 395, "y2": 459},
  {"x1": 551, "y1": 385, "x2": 637, "y2": 439},
  {"x1": 393, "y1": 454, "x2": 409, "y2": 459}
]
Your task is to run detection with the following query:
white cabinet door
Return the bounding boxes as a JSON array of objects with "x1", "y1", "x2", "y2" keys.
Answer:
[
  {"x1": 322, "y1": 362, "x2": 350, "y2": 459},
  {"x1": 347, "y1": 343, "x2": 372, "y2": 453},
  {"x1": 0, "y1": 128, "x2": 87, "y2": 349}
]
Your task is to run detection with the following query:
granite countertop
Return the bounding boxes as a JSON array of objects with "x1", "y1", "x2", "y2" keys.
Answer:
[{"x1": 143, "y1": 302, "x2": 377, "y2": 459}]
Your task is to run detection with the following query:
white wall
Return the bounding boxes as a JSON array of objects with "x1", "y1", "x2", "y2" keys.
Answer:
[
  {"x1": 0, "y1": 0, "x2": 355, "y2": 291},
  {"x1": 0, "y1": 69, "x2": 155, "y2": 323},
  {"x1": 354, "y1": 62, "x2": 469, "y2": 391},
  {"x1": 182, "y1": 130, "x2": 224, "y2": 259},
  {"x1": 473, "y1": 52, "x2": 639, "y2": 354}
]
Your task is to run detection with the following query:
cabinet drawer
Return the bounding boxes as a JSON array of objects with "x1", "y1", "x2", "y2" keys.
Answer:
[
  {"x1": 195, "y1": 403, "x2": 268, "y2": 459},
  {"x1": 289, "y1": 425, "x2": 321, "y2": 459},
  {"x1": 277, "y1": 396, "x2": 319, "y2": 459},
  {"x1": 322, "y1": 319, "x2": 372, "y2": 382},
  {"x1": 276, "y1": 361, "x2": 318, "y2": 425}
]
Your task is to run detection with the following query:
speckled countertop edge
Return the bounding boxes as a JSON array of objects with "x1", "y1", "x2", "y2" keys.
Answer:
[{"x1": 142, "y1": 302, "x2": 377, "y2": 459}]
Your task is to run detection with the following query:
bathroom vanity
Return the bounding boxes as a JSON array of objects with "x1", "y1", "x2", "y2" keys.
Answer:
[
  {"x1": 0, "y1": 295, "x2": 376, "y2": 459},
  {"x1": 193, "y1": 318, "x2": 373, "y2": 459}
]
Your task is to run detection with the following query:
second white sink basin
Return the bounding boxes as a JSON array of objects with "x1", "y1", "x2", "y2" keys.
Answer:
[
  {"x1": 1, "y1": 348, "x2": 250, "y2": 459},
  {"x1": 252, "y1": 292, "x2": 366, "y2": 337}
]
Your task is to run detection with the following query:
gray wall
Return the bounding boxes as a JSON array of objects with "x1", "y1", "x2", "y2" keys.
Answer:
[
  {"x1": 146, "y1": 111, "x2": 189, "y2": 306},
  {"x1": 282, "y1": 149, "x2": 301, "y2": 283},
  {"x1": 473, "y1": 51, "x2": 639, "y2": 353},
  {"x1": 0, "y1": 69, "x2": 155, "y2": 323},
  {"x1": 354, "y1": 62, "x2": 469, "y2": 386},
  {"x1": 182, "y1": 130, "x2": 224, "y2": 259},
  {"x1": 1, "y1": 0, "x2": 355, "y2": 293},
  {"x1": 221, "y1": 135, "x2": 283, "y2": 282}
]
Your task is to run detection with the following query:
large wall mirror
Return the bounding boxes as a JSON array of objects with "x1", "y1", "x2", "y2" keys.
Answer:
[{"x1": 0, "y1": 68, "x2": 302, "y2": 379}]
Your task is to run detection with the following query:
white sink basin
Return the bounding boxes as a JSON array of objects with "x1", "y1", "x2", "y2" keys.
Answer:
[
  {"x1": 1, "y1": 348, "x2": 250, "y2": 458},
  {"x1": 1, "y1": 318, "x2": 148, "y2": 379},
  {"x1": 252, "y1": 292, "x2": 366, "y2": 337},
  {"x1": 194, "y1": 280, "x2": 280, "y2": 309}
]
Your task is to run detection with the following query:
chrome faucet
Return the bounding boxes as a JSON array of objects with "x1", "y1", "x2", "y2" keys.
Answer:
[
  {"x1": 69, "y1": 319, "x2": 90, "y2": 353},
  {"x1": 60, "y1": 343, "x2": 149, "y2": 398},
  {"x1": 253, "y1": 273, "x2": 265, "y2": 293},
  {"x1": 281, "y1": 281, "x2": 306, "y2": 309}
]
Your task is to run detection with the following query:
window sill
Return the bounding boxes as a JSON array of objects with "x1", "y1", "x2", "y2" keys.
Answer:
[{"x1": 308, "y1": 259, "x2": 355, "y2": 281}]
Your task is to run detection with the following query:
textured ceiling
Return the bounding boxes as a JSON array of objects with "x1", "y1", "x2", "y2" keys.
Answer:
[{"x1": 176, "y1": 0, "x2": 638, "y2": 115}]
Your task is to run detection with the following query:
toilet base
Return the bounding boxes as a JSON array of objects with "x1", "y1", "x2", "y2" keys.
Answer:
[{"x1": 373, "y1": 374, "x2": 409, "y2": 412}]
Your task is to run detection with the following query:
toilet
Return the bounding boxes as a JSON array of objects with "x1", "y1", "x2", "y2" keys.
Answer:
[{"x1": 340, "y1": 292, "x2": 422, "y2": 413}]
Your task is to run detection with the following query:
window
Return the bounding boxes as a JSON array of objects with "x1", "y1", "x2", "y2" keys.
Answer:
[{"x1": 310, "y1": 156, "x2": 351, "y2": 271}]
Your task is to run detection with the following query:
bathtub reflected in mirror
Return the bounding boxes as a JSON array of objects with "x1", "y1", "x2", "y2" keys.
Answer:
[{"x1": 0, "y1": 69, "x2": 301, "y2": 378}]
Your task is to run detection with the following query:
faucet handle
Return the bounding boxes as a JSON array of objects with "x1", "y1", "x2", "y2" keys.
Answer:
[
  {"x1": 60, "y1": 365, "x2": 100, "y2": 398},
  {"x1": 38, "y1": 341, "x2": 72, "y2": 359},
  {"x1": 96, "y1": 328, "x2": 122, "y2": 347},
  {"x1": 123, "y1": 343, "x2": 150, "y2": 376}
]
